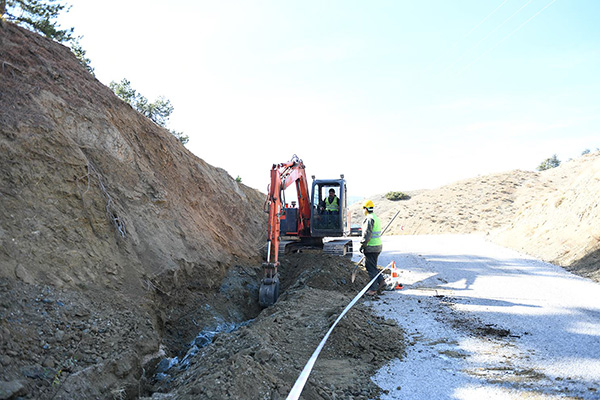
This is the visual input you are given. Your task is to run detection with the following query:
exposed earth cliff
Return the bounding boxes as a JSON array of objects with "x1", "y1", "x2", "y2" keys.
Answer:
[{"x1": 1, "y1": 21, "x2": 268, "y2": 398}]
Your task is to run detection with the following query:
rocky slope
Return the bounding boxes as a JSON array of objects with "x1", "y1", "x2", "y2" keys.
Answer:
[{"x1": 1, "y1": 21, "x2": 267, "y2": 398}]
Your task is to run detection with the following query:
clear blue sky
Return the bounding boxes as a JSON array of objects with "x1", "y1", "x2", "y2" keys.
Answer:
[{"x1": 58, "y1": 0, "x2": 600, "y2": 197}]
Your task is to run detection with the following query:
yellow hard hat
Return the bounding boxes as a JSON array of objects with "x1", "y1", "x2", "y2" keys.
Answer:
[{"x1": 363, "y1": 200, "x2": 374, "y2": 209}]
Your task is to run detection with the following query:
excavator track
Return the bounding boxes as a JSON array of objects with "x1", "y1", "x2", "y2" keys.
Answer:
[
  {"x1": 323, "y1": 239, "x2": 353, "y2": 256},
  {"x1": 278, "y1": 238, "x2": 353, "y2": 256}
]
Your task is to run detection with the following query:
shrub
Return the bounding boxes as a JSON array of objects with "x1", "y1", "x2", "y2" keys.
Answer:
[
  {"x1": 536, "y1": 154, "x2": 560, "y2": 171},
  {"x1": 385, "y1": 191, "x2": 410, "y2": 201}
]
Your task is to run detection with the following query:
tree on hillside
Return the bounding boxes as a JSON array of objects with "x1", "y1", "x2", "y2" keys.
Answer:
[
  {"x1": 536, "y1": 154, "x2": 561, "y2": 171},
  {"x1": 109, "y1": 79, "x2": 189, "y2": 145},
  {"x1": 70, "y1": 38, "x2": 94, "y2": 75},
  {"x1": 1, "y1": 0, "x2": 74, "y2": 42}
]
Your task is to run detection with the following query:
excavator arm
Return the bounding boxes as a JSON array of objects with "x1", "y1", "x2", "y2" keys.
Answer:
[
  {"x1": 265, "y1": 155, "x2": 311, "y2": 262},
  {"x1": 260, "y1": 155, "x2": 311, "y2": 307}
]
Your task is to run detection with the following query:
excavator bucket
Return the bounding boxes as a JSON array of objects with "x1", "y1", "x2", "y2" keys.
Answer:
[{"x1": 259, "y1": 275, "x2": 279, "y2": 307}]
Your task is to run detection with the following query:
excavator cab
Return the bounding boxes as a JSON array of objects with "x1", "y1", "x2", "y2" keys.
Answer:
[{"x1": 310, "y1": 177, "x2": 349, "y2": 237}]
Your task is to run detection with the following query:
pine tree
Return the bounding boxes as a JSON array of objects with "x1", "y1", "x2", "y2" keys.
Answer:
[{"x1": 1, "y1": 0, "x2": 73, "y2": 42}]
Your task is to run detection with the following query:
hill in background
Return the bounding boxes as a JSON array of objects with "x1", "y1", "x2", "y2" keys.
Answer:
[{"x1": 351, "y1": 152, "x2": 600, "y2": 282}]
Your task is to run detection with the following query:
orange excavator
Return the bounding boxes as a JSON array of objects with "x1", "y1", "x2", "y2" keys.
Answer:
[{"x1": 259, "y1": 155, "x2": 353, "y2": 307}]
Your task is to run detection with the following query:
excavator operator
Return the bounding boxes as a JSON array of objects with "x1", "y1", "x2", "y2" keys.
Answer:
[{"x1": 323, "y1": 188, "x2": 339, "y2": 214}]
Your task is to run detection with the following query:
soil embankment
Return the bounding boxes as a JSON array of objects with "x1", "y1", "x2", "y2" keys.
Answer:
[{"x1": 1, "y1": 21, "x2": 266, "y2": 398}]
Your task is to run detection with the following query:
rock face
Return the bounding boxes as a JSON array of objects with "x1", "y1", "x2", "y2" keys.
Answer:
[{"x1": 0, "y1": 21, "x2": 265, "y2": 293}]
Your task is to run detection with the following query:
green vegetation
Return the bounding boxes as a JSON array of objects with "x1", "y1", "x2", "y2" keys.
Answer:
[
  {"x1": 70, "y1": 38, "x2": 94, "y2": 75},
  {"x1": 1, "y1": 0, "x2": 73, "y2": 42},
  {"x1": 109, "y1": 79, "x2": 189, "y2": 145},
  {"x1": 385, "y1": 191, "x2": 410, "y2": 201},
  {"x1": 2, "y1": 1, "x2": 94, "y2": 77},
  {"x1": 235, "y1": 176, "x2": 242, "y2": 183},
  {"x1": 536, "y1": 154, "x2": 561, "y2": 171}
]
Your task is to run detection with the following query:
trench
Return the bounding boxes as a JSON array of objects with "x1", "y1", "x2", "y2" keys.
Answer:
[
  {"x1": 128, "y1": 251, "x2": 404, "y2": 399},
  {"x1": 141, "y1": 263, "x2": 267, "y2": 397},
  {"x1": 138, "y1": 253, "x2": 341, "y2": 397},
  {"x1": 151, "y1": 317, "x2": 254, "y2": 391}
]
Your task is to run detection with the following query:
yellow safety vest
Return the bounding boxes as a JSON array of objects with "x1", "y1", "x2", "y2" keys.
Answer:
[
  {"x1": 325, "y1": 196, "x2": 339, "y2": 212},
  {"x1": 367, "y1": 213, "x2": 382, "y2": 246}
]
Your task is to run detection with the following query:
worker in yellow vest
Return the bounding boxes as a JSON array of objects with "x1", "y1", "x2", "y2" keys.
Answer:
[
  {"x1": 323, "y1": 188, "x2": 339, "y2": 214},
  {"x1": 360, "y1": 200, "x2": 385, "y2": 296}
]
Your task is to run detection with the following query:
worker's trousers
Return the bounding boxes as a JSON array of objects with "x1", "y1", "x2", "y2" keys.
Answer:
[{"x1": 365, "y1": 251, "x2": 384, "y2": 291}]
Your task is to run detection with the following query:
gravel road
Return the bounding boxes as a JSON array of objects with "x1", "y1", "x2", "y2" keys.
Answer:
[{"x1": 353, "y1": 235, "x2": 600, "y2": 400}]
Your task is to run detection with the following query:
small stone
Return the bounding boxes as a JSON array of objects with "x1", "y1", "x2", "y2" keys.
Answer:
[
  {"x1": 114, "y1": 357, "x2": 133, "y2": 378},
  {"x1": 0, "y1": 380, "x2": 27, "y2": 399},
  {"x1": 255, "y1": 348, "x2": 273, "y2": 363},
  {"x1": 190, "y1": 385, "x2": 203, "y2": 395},
  {"x1": 15, "y1": 264, "x2": 35, "y2": 284},
  {"x1": 0, "y1": 355, "x2": 11, "y2": 366},
  {"x1": 42, "y1": 357, "x2": 56, "y2": 368},
  {"x1": 55, "y1": 330, "x2": 65, "y2": 342}
]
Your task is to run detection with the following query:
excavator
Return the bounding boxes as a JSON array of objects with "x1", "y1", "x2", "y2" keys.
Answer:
[{"x1": 259, "y1": 155, "x2": 353, "y2": 307}]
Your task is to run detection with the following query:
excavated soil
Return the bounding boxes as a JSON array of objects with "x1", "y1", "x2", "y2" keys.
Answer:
[
  {"x1": 144, "y1": 254, "x2": 405, "y2": 400},
  {"x1": 0, "y1": 252, "x2": 404, "y2": 400}
]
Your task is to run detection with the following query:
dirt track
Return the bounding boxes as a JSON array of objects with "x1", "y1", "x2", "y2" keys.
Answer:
[{"x1": 370, "y1": 235, "x2": 600, "y2": 399}]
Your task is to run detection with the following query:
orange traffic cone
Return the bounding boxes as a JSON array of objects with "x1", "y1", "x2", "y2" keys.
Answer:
[{"x1": 391, "y1": 261, "x2": 403, "y2": 290}]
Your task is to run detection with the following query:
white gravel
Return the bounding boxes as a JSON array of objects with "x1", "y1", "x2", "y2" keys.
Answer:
[{"x1": 353, "y1": 235, "x2": 600, "y2": 400}]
